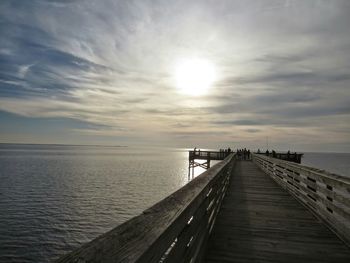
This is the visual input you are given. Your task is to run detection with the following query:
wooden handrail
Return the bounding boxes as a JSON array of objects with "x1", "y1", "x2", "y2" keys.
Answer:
[
  {"x1": 252, "y1": 153, "x2": 350, "y2": 246},
  {"x1": 56, "y1": 153, "x2": 236, "y2": 263},
  {"x1": 189, "y1": 151, "x2": 230, "y2": 160},
  {"x1": 255, "y1": 152, "x2": 303, "y2": 163}
]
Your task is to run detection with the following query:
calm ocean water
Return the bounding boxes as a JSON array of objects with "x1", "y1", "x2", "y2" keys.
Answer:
[
  {"x1": 302, "y1": 152, "x2": 350, "y2": 177},
  {"x1": 0, "y1": 144, "x2": 349, "y2": 262}
]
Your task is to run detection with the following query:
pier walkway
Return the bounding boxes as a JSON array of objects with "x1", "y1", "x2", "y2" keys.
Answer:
[{"x1": 205, "y1": 160, "x2": 350, "y2": 263}]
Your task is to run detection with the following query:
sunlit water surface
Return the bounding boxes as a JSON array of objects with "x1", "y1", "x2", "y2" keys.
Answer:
[
  {"x1": 0, "y1": 145, "x2": 201, "y2": 262},
  {"x1": 0, "y1": 145, "x2": 349, "y2": 262}
]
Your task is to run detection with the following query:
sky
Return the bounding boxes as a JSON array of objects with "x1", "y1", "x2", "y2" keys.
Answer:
[{"x1": 0, "y1": 0, "x2": 350, "y2": 152}]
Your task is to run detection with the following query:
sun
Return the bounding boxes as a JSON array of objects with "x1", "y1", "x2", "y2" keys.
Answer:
[{"x1": 174, "y1": 58, "x2": 216, "y2": 96}]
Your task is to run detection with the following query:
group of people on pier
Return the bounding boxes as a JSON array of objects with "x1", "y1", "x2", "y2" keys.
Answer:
[
  {"x1": 236, "y1": 148, "x2": 251, "y2": 160},
  {"x1": 219, "y1": 147, "x2": 232, "y2": 153},
  {"x1": 257, "y1": 149, "x2": 278, "y2": 157}
]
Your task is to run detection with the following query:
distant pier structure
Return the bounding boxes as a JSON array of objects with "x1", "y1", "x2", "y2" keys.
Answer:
[
  {"x1": 188, "y1": 150, "x2": 229, "y2": 179},
  {"x1": 188, "y1": 150, "x2": 303, "y2": 179},
  {"x1": 256, "y1": 151, "x2": 303, "y2": 163}
]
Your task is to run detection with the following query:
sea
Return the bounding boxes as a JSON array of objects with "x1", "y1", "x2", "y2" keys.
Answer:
[{"x1": 0, "y1": 144, "x2": 349, "y2": 262}]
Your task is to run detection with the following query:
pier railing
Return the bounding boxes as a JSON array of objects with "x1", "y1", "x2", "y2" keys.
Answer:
[
  {"x1": 56, "y1": 153, "x2": 236, "y2": 263},
  {"x1": 255, "y1": 152, "x2": 303, "y2": 163},
  {"x1": 252, "y1": 153, "x2": 350, "y2": 245},
  {"x1": 189, "y1": 150, "x2": 229, "y2": 160}
]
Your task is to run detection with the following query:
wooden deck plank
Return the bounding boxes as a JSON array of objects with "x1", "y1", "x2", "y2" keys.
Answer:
[{"x1": 204, "y1": 160, "x2": 350, "y2": 263}]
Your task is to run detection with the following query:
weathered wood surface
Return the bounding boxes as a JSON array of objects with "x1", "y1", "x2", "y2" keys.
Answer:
[
  {"x1": 205, "y1": 160, "x2": 350, "y2": 263},
  {"x1": 56, "y1": 154, "x2": 236, "y2": 263},
  {"x1": 253, "y1": 153, "x2": 350, "y2": 246}
]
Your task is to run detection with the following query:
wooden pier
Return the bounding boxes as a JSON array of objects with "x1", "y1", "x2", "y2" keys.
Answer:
[
  {"x1": 188, "y1": 150, "x2": 303, "y2": 179},
  {"x1": 56, "y1": 151, "x2": 350, "y2": 262}
]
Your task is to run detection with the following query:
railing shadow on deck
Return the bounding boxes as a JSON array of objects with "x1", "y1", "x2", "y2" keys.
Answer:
[
  {"x1": 56, "y1": 153, "x2": 236, "y2": 263},
  {"x1": 252, "y1": 153, "x2": 350, "y2": 247}
]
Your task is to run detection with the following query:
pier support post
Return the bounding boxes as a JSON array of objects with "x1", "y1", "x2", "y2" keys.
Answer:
[{"x1": 188, "y1": 158, "x2": 211, "y2": 180}]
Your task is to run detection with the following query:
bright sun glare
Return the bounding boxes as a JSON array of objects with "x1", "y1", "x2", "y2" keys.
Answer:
[{"x1": 174, "y1": 58, "x2": 216, "y2": 96}]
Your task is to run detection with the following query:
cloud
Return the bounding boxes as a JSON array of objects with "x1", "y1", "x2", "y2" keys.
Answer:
[
  {"x1": 245, "y1": 129, "x2": 260, "y2": 133},
  {"x1": 0, "y1": 0, "x2": 349, "y2": 150},
  {"x1": 18, "y1": 64, "x2": 34, "y2": 78}
]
